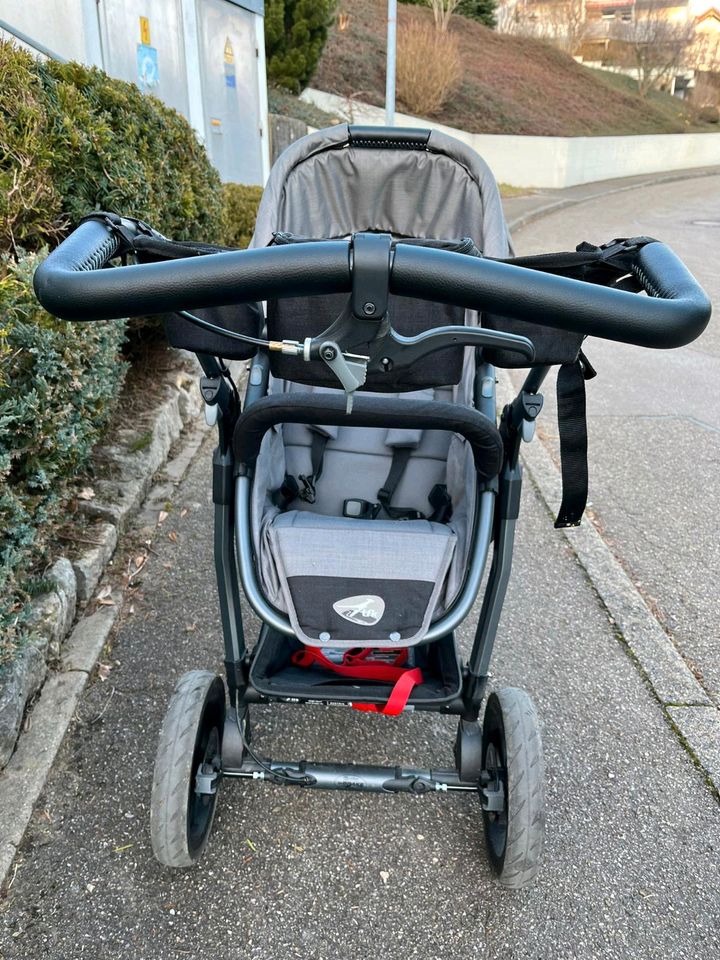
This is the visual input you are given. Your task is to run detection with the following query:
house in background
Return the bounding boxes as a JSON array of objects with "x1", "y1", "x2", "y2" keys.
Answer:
[{"x1": 497, "y1": 0, "x2": 720, "y2": 100}]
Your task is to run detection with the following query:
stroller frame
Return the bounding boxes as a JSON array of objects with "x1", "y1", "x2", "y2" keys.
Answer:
[
  {"x1": 32, "y1": 123, "x2": 710, "y2": 886},
  {"x1": 198, "y1": 346, "x2": 547, "y2": 799}
]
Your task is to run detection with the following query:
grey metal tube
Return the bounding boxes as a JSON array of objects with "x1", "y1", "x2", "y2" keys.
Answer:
[
  {"x1": 424, "y1": 489, "x2": 494, "y2": 641},
  {"x1": 0, "y1": 19, "x2": 68, "y2": 62},
  {"x1": 385, "y1": 0, "x2": 397, "y2": 125},
  {"x1": 223, "y1": 759, "x2": 476, "y2": 793},
  {"x1": 235, "y1": 477, "x2": 294, "y2": 636},
  {"x1": 235, "y1": 480, "x2": 495, "y2": 642}
]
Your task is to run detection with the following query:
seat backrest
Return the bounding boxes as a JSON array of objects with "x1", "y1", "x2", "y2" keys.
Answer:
[
  {"x1": 251, "y1": 124, "x2": 511, "y2": 254},
  {"x1": 251, "y1": 124, "x2": 511, "y2": 392}
]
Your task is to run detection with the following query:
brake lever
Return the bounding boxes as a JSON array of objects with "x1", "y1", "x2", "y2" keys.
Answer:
[{"x1": 317, "y1": 340, "x2": 368, "y2": 413}]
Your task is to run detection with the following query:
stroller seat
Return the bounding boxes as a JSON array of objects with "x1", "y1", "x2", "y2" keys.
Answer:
[
  {"x1": 234, "y1": 389, "x2": 504, "y2": 651},
  {"x1": 267, "y1": 511, "x2": 457, "y2": 646}
]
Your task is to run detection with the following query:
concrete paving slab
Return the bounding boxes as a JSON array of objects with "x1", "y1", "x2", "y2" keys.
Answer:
[
  {"x1": 61, "y1": 603, "x2": 120, "y2": 675},
  {"x1": 0, "y1": 671, "x2": 87, "y2": 854}
]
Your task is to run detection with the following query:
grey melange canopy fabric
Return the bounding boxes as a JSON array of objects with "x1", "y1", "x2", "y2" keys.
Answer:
[{"x1": 246, "y1": 124, "x2": 511, "y2": 647}]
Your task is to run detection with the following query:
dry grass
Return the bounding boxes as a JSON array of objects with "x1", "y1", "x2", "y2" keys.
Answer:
[
  {"x1": 397, "y1": 20, "x2": 462, "y2": 116},
  {"x1": 314, "y1": 0, "x2": 717, "y2": 135}
]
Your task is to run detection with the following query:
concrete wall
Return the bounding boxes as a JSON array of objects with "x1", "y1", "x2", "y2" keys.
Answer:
[{"x1": 301, "y1": 88, "x2": 720, "y2": 189}]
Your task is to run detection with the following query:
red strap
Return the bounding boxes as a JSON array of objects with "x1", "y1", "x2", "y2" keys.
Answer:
[
  {"x1": 351, "y1": 668, "x2": 423, "y2": 716},
  {"x1": 291, "y1": 648, "x2": 422, "y2": 715}
]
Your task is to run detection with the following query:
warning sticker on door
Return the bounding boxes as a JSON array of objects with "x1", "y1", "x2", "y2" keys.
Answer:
[{"x1": 137, "y1": 44, "x2": 159, "y2": 89}]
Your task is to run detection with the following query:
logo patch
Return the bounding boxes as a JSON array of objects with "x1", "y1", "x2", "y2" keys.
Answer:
[{"x1": 332, "y1": 594, "x2": 385, "y2": 627}]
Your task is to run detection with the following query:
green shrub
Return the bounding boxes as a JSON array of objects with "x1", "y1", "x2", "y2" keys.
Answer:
[
  {"x1": 222, "y1": 184, "x2": 263, "y2": 249},
  {"x1": 0, "y1": 43, "x2": 60, "y2": 254},
  {"x1": 0, "y1": 40, "x2": 225, "y2": 256},
  {"x1": 265, "y1": 0, "x2": 337, "y2": 92},
  {"x1": 0, "y1": 253, "x2": 126, "y2": 663},
  {"x1": 1, "y1": 39, "x2": 226, "y2": 664}
]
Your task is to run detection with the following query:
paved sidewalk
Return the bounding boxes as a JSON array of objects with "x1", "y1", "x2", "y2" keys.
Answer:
[
  {"x1": 1, "y1": 171, "x2": 719, "y2": 959},
  {"x1": 1, "y1": 432, "x2": 719, "y2": 960},
  {"x1": 511, "y1": 175, "x2": 720, "y2": 707}
]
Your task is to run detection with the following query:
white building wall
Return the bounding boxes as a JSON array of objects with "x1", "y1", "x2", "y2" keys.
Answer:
[{"x1": 0, "y1": 0, "x2": 94, "y2": 62}]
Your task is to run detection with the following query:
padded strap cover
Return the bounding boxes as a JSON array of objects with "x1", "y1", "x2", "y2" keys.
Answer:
[{"x1": 234, "y1": 392, "x2": 503, "y2": 482}]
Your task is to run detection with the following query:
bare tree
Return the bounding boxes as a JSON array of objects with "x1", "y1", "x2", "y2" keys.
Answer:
[
  {"x1": 611, "y1": 1, "x2": 695, "y2": 97},
  {"x1": 495, "y1": 0, "x2": 522, "y2": 35},
  {"x1": 545, "y1": 0, "x2": 588, "y2": 55},
  {"x1": 430, "y1": 0, "x2": 462, "y2": 32},
  {"x1": 688, "y1": 27, "x2": 720, "y2": 108},
  {"x1": 690, "y1": 28, "x2": 720, "y2": 75}
]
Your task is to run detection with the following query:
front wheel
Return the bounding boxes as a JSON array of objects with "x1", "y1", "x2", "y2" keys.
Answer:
[
  {"x1": 481, "y1": 687, "x2": 545, "y2": 888},
  {"x1": 150, "y1": 671, "x2": 226, "y2": 868}
]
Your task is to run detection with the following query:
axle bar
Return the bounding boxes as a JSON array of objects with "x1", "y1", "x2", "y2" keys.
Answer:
[{"x1": 222, "y1": 759, "x2": 479, "y2": 795}]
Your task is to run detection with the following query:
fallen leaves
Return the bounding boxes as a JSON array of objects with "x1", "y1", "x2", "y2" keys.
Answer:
[
  {"x1": 97, "y1": 662, "x2": 113, "y2": 681},
  {"x1": 96, "y1": 585, "x2": 115, "y2": 606}
]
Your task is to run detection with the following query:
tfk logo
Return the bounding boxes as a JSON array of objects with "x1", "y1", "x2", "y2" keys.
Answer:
[{"x1": 332, "y1": 595, "x2": 385, "y2": 626}]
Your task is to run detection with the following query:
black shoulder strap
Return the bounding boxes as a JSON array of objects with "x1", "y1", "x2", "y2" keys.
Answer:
[
  {"x1": 554, "y1": 351, "x2": 597, "y2": 528},
  {"x1": 298, "y1": 431, "x2": 330, "y2": 504},
  {"x1": 377, "y1": 447, "x2": 424, "y2": 520}
]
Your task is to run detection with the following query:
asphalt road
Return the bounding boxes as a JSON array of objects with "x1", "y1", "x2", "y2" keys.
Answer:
[
  {"x1": 512, "y1": 175, "x2": 720, "y2": 702},
  {"x1": 2, "y1": 178, "x2": 720, "y2": 960}
]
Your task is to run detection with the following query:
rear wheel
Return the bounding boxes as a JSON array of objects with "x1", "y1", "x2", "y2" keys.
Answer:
[
  {"x1": 150, "y1": 671, "x2": 225, "y2": 868},
  {"x1": 481, "y1": 687, "x2": 545, "y2": 888}
]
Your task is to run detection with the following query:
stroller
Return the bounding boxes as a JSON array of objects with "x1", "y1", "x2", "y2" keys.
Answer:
[{"x1": 34, "y1": 125, "x2": 710, "y2": 888}]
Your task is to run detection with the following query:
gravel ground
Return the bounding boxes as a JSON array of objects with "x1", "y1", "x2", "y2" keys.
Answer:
[{"x1": 1, "y1": 421, "x2": 719, "y2": 959}]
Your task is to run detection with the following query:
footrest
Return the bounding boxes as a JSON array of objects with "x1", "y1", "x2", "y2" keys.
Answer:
[
  {"x1": 267, "y1": 511, "x2": 457, "y2": 648},
  {"x1": 249, "y1": 628, "x2": 462, "y2": 709}
]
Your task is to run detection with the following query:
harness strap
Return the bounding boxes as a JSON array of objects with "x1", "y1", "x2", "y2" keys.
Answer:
[
  {"x1": 554, "y1": 351, "x2": 597, "y2": 528},
  {"x1": 377, "y1": 446, "x2": 424, "y2": 520},
  {"x1": 291, "y1": 647, "x2": 423, "y2": 715},
  {"x1": 298, "y1": 430, "x2": 329, "y2": 504}
]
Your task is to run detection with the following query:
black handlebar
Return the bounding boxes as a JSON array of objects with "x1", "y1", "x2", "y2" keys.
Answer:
[{"x1": 33, "y1": 217, "x2": 711, "y2": 350}]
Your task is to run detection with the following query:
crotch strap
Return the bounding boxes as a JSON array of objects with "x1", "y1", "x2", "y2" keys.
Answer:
[{"x1": 291, "y1": 647, "x2": 423, "y2": 715}]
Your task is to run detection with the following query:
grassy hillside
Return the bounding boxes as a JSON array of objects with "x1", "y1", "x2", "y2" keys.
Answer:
[{"x1": 313, "y1": 0, "x2": 714, "y2": 136}]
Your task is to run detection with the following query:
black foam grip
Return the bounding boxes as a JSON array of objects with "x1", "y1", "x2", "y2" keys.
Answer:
[{"x1": 34, "y1": 227, "x2": 711, "y2": 351}]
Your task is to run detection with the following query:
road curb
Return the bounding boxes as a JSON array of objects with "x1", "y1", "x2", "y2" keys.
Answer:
[
  {"x1": 504, "y1": 166, "x2": 720, "y2": 233},
  {"x1": 498, "y1": 371, "x2": 720, "y2": 796}
]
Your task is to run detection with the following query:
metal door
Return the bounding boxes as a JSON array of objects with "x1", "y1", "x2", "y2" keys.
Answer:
[
  {"x1": 196, "y1": 0, "x2": 264, "y2": 184},
  {"x1": 98, "y1": 0, "x2": 190, "y2": 117}
]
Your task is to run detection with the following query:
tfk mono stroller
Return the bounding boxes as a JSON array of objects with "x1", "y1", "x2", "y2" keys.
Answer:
[{"x1": 34, "y1": 124, "x2": 711, "y2": 888}]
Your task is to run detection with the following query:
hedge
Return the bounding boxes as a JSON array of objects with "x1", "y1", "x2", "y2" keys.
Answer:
[
  {"x1": 222, "y1": 184, "x2": 263, "y2": 249},
  {"x1": 0, "y1": 254, "x2": 126, "y2": 664},
  {"x1": 0, "y1": 40, "x2": 230, "y2": 663},
  {"x1": 0, "y1": 41, "x2": 226, "y2": 256}
]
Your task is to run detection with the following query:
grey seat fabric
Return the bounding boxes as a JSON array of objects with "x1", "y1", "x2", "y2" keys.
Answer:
[{"x1": 245, "y1": 125, "x2": 512, "y2": 643}]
